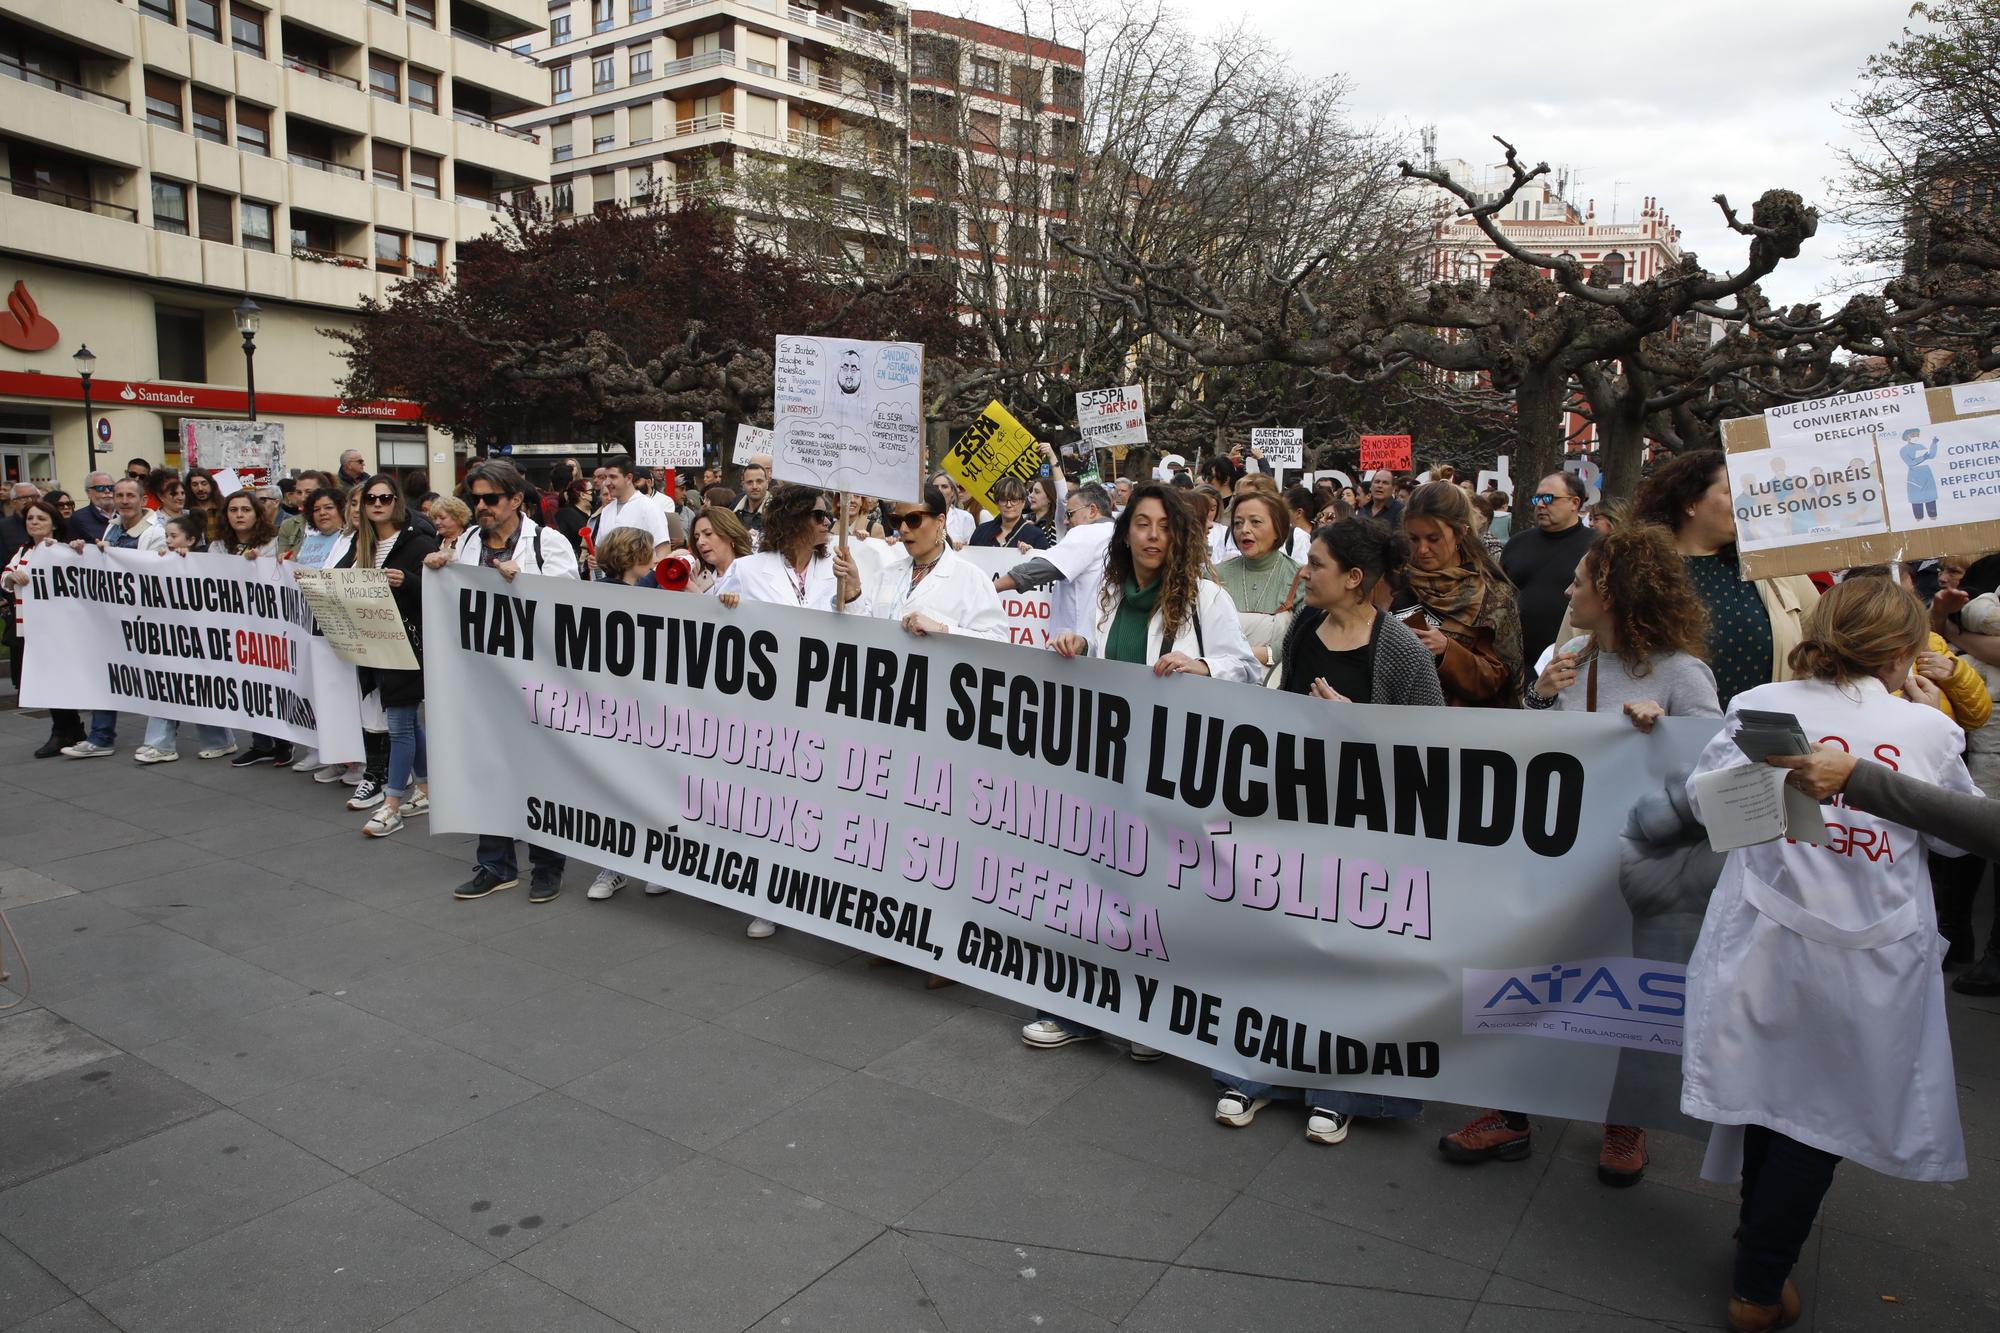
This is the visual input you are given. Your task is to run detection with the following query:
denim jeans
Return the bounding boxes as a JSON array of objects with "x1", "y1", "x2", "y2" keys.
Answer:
[
  {"x1": 1208, "y1": 1071, "x2": 1422, "y2": 1119},
  {"x1": 1735, "y1": 1125, "x2": 1841, "y2": 1305},
  {"x1": 143, "y1": 717, "x2": 233, "y2": 753},
  {"x1": 476, "y1": 836, "x2": 565, "y2": 882},
  {"x1": 384, "y1": 704, "x2": 426, "y2": 798},
  {"x1": 87, "y1": 709, "x2": 117, "y2": 747}
]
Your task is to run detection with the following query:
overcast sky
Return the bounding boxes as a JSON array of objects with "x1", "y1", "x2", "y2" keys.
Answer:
[{"x1": 957, "y1": 0, "x2": 1919, "y2": 305}]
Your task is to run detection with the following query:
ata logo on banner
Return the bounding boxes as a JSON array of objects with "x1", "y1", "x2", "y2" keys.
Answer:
[{"x1": 1461, "y1": 955, "x2": 1685, "y2": 1052}]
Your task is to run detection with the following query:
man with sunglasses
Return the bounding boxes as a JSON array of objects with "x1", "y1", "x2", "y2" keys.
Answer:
[
  {"x1": 70, "y1": 471, "x2": 117, "y2": 542},
  {"x1": 1501, "y1": 470, "x2": 1597, "y2": 675},
  {"x1": 992, "y1": 482, "x2": 1115, "y2": 638}
]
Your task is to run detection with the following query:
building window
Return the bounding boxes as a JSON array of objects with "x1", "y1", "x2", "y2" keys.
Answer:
[
  {"x1": 552, "y1": 179, "x2": 574, "y2": 216},
  {"x1": 236, "y1": 103, "x2": 270, "y2": 155},
  {"x1": 592, "y1": 56, "x2": 614, "y2": 92},
  {"x1": 411, "y1": 235, "x2": 441, "y2": 277},
  {"x1": 970, "y1": 110, "x2": 1000, "y2": 149},
  {"x1": 408, "y1": 68, "x2": 437, "y2": 113},
  {"x1": 593, "y1": 0, "x2": 614, "y2": 32},
  {"x1": 241, "y1": 199, "x2": 273, "y2": 251},
  {"x1": 632, "y1": 0, "x2": 652, "y2": 17},
  {"x1": 409, "y1": 151, "x2": 440, "y2": 197},
  {"x1": 591, "y1": 112, "x2": 614, "y2": 152},
  {"x1": 969, "y1": 56, "x2": 1001, "y2": 92},
  {"x1": 196, "y1": 188, "x2": 232, "y2": 243},
  {"x1": 189, "y1": 88, "x2": 229, "y2": 143},
  {"x1": 229, "y1": 4, "x2": 265, "y2": 56},
  {"x1": 151, "y1": 178, "x2": 190, "y2": 234},
  {"x1": 551, "y1": 123, "x2": 573, "y2": 161},
  {"x1": 405, "y1": 0, "x2": 435, "y2": 25},
  {"x1": 550, "y1": 11, "x2": 571, "y2": 44},
  {"x1": 629, "y1": 101, "x2": 652, "y2": 144},
  {"x1": 629, "y1": 48, "x2": 651, "y2": 81},
  {"x1": 140, "y1": 0, "x2": 175, "y2": 21},
  {"x1": 376, "y1": 425, "x2": 428, "y2": 468},
  {"x1": 186, "y1": 0, "x2": 220, "y2": 40},
  {"x1": 144, "y1": 73, "x2": 184, "y2": 130},
  {"x1": 369, "y1": 55, "x2": 400, "y2": 102},
  {"x1": 374, "y1": 228, "x2": 408, "y2": 273},
  {"x1": 372, "y1": 141, "x2": 404, "y2": 188},
  {"x1": 155, "y1": 306, "x2": 207, "y2": 381},
  {"x1": 593, "y1": 172, "x2": 615, "y2": 213},
  {"x1": 1602, "y1": 250, "x2": 1626, "y2": 284},
  {"x1": 551, "y1": 64, "x2": 572, "y2": 102}
]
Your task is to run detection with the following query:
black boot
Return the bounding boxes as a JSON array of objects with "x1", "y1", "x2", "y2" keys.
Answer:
[{"x1": 1932, "y1": 855, "x2": 1981, "y2": 968}]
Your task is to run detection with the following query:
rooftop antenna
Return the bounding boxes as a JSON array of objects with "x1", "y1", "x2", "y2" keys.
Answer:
[
  {"x1": 1420, "y1": 123, "x2": 1437, "y2": 172},
  {"x1": 1612, "y1": 179, "x2": 1629, "y2": 222}
]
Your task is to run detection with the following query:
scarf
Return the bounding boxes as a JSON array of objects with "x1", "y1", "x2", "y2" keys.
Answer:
[
  {"x1": 1105, "y1": 576, "x2": 1160, "y2": 665},
  {"x1": 1218, "y1": 548, "x2": 1299, "y2": 616},
  {"x1": 1403, "y1": 563, "x2": 1524, "y2": 678}
]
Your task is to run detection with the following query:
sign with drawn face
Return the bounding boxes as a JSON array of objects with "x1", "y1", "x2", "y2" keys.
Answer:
[{"x1": 771, "y1": 336, "x2": 924, "y2": 503}]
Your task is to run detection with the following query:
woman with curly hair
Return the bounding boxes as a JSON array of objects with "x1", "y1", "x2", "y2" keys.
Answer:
[{"x1": 1391, "y1": 481, "x2": 1522, "y2": 707}]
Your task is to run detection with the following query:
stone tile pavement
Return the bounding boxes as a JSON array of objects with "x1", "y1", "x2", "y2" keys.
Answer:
[{"x1": 0, "y1": 707, "x2": 1996, "y2": 1332}]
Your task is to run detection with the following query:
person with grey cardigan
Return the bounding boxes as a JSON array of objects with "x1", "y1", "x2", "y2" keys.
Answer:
[
  {"x1": 1275, "y1": 516, "x2": 1444, "y2": 706},
  {"x1": 1772, "y1": 747, "x2": 2000, "y2": 862}
]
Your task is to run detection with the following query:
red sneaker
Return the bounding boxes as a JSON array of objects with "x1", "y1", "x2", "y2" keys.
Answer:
[
  {"x1": 1438, "y1": 1109, "x2": 1531, "y2": 1163},
  {"x1": 1597, "y1": 1124, "x2": 1648, "y2": 1186}
]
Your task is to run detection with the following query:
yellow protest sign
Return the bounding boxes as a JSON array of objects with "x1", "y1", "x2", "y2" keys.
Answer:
[{"x1": 942, "y1": 400, "x2": 1040, "y2": 512}]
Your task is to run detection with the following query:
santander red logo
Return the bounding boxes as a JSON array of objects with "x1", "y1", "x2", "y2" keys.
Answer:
[{"x1": 0, "y1": 281, "x2": 59, "y2": 353}]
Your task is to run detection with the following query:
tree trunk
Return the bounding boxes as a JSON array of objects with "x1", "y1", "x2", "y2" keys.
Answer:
[{"x1": 1512, "y1": 366, "x2": 1567, "y2": 491}]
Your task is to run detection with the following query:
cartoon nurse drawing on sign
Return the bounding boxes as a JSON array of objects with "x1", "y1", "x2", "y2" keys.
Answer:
[{"x1": 1900, "y1": 427, "x2": 1940, "y2": 521}]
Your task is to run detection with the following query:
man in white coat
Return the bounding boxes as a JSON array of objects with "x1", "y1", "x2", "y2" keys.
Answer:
[
  {"x1": 865, "y1": 487, "x2": 1006, "y2": 642},
  {"x1": 422, "y1": 461, "x2": 579, "y2": 905},
  {"x1": 992, "y1": 482, "x2": 1115, "y2": 638}
]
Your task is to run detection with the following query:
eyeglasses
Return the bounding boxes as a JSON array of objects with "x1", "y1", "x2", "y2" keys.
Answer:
[
  {"x1": 1529, "y1": 493, "x2": 1562, "y2": 507},
  {"x1": 471, "y1": 492, "x2": 509, "y2": 507},
  {"x1": 895, "y1": 511, "x2": 937, "y2": 530},
  {"x1": 56, "y1": 500, "x2": 74, "y2": 510},
  {"x1": 811, "y1": 511, "x2": 833, "y2": 526},
  {"x1": 88, "y1": 484, "x2": 114, "y2": 493},
  {"x1": 365, "y1": 493, "x2": 397, "y2": 505}
]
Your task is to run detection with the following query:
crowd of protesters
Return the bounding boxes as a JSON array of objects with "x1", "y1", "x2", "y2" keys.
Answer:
[{"x1": 6, "y1": 434, "x2": 1996, "y2": 1333}]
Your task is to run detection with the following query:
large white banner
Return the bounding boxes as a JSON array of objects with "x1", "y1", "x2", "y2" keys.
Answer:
[
  {"x1": 21, "y1": 547, "x2": 363, "y2": 761},
  {"x1": 425, "y1": 569, "x2": 1725, "y2": 1127}
]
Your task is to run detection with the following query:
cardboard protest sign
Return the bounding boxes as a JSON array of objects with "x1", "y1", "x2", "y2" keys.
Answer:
[
  {"x1": 290, "y1": 567, "x2": 419, "y2": 670},
  {"x1": 635, "y1": 421, "x2": 703, "y2": 469},
  {"x1": 942, "y1": 400, "x2": 1041, "y2": 512},
  {"x1": 181, "y1": 419, "x2": 285, "y2": 481},
  {"x1": 1251, "y1": 428, "x2": 1304, "y2": 469},
  {"x1": 1076, "y1": 385, "x2": 1147, "y2": 449},
  {"x1": 1720, "y1": 382, "x2": 2000, "y2": 579},
  {"x1": 733, "y1": 423, "x2": 774, "y2": 466},
  {"x1": 772, "y1": 336, "x2": 923, "y2": 502},
  {"x1": 1359, "y1": 434, "x2": 1414, "y2": 472}
]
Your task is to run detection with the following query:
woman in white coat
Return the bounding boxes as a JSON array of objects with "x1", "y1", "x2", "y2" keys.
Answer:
[
  {"x1": 866, "y1": 486, "x2": 1006, "y2": 642},
  {"x1": 1684, "y1": 575, "x2": 1974, "y2": 1333}
]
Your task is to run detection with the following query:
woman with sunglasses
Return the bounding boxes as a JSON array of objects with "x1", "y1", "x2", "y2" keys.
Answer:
[
  {"x1": 144, "y1": 468, "x2": 186, "y2": 519},
  {"x1": 715, "y1": 482, "x2": 866, "y2": 936},
  {"x1": 337, "y1": 476, "x2": 437, "y2": 837},
  {"x1": 866, "y1": 485, "x2": 1006, "y2": 642}
]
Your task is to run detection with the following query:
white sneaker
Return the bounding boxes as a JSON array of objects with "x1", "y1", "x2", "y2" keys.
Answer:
[
  {"x1": 312, "y1": 764, "x2": 345, "y2": 784},
  {"x1": 290, "y1": 750, "x2": 320, "y2": 772},
  {"x1": 198, "y1": 743, "x2": 237, "y2": 760},
  {"x1": 642, "y1": 882, "x2": 670, "y2": 896},
  {"x1": 1214, "y1": 1091, "x2": 1270, "y2": 1127},
  {"x1": 361, "y1": 807, "x2": 403, "y2": 838},
  {"x1": 744, "y1": 916, "x2": 777, "y2": 939},
  {"x1": 133, "y1": 746, "x2": 179, "y2": 765},
  {"x1": 587, "y1": 870, "x2": 629, "y2": 900},
  {"x1": 339, "y1": 763, "x2": 364, "y2": 786},
  {"x1": 61, "y1": 741, "x2": 113, "y2": 758},
  {"x1": 1306, "y1": 1109, "x2": 1351, "y2": 1145},
  {"x1": 1021, "y1": 1019, "x2": 1095, "y2": 1049},
  {"x1": 1129, "y1": 1042, "x2": 1164, "y2": 1063},
  {"x1": 402, "y1": 791, "x2": 429, "y2": 818},
  {"x1": 346, "y1": 778, "x2": 386, "y2": 810}
]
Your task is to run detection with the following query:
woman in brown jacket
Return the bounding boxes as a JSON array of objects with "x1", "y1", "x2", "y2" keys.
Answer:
[{"x1": 1390, "y1": 481, "x2": 1523, "y2": 706}]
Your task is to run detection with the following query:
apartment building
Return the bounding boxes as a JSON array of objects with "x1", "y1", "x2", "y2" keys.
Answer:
[
  {"x1": 0, "y1": 0, "x2": 548, "y2": 490},
  {"x1": 513, "y1": 0, "x2": 908, "y2": 265}
]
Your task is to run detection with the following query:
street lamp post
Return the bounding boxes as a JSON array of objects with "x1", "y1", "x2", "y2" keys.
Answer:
[
  {"x1": 73, "y1": 343, "x2": 97, "y2": 461},
  {"x1": 234, "y1": 297, "x2": 261, "y2": 421}
]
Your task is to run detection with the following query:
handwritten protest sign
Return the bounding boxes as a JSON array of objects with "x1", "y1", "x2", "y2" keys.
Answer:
[
  {"x1": 772, "y1": 336, "x2": 923, "y2": 502},
  {"x1": 1359, "y1": 434, "x2": 1414, "y2": 472},
  {"x1": 635, "y1": 422, "x2": 704, "y2": 469},
  {"x1": 942, "y1": 400, "x2": 1041, "y2": 512},
  {"x1": 290, "y1": 567, "x2": 419, "y2": 670},
  {"x1": 1251, "y1": 428, "x2": 1304, "y2": 469},
  {"x1": 1076, "y1": 385, "x2": 1147, "y2": 449},
  {"x1": 733, "y1": 423, "x2": 774, "y2": 466}
]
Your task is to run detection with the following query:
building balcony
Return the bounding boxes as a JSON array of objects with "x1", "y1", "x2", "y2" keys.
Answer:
[
  {"x1": 449, "y1": 31, "x2": 545, "y2": 107},
  {"x1": 0, "y1": 187, "x2": 148, "y2": 275},
  {"x1": 284, "y1": 0, "x2": 368, "y2": 48},
  {"x1": 288, "y1": 158, "x2": 374, "y2": 222},
  {"x1": 0, "y1": 56, "x2": 144, "y2": 169},
  {"x1": 785, "y1": 4, "x2": 902, "y2": 59},
  {"x1": 784, "y1": 65, "x2": 903, "y2": 120},
  {"x1": 11, "y1": 0, "x2": 134, "y2": 59},
  {"x1": 282, "y1": 58, "x2": 372, "y2": 127},
  {"x1": 786, "y1": 127, "x2": 900, "y2": 175},
  {"x1": 452, "y1": 117, "x2": 545, "y2": 182}
]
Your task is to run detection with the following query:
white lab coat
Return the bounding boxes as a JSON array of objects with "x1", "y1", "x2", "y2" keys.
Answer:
[
  {"x1": 865, "y1": 546, "x2": 1006, "y2": 641},
  {"x1": 1683, "y1": 676, "x2": 1974, "y2": 1182},
  {"x1": 715, "y1": 549, "x2": 868, "y2": 614},
  {"x1": 1043, "y1": 519, "x2": 1115, "y2": 638},
  {"x1": 1078, "y1": 578, "x2": 1261, "y2": 684},
  {"x1": 447, "y1": 515, "x2": 580, "y2": 580}
]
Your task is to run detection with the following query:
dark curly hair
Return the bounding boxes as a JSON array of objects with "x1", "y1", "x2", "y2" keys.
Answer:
[
  {"x1": 210, "y1": 488, "x2": 277, "y2": 553},
  {"x1": 759, "y1": 482, "x2": 831, "y2": 562},
  {"x1": 1631, "y1": 449, "x2": 1726, "y2": 537},
  {"x1": 1313, "y1": 515, "x2": 1411, "y2": 599},
  {"x1": 1099, "y1": 481, "x2": 1208, "y2": 644},
  {"x1": 1578, "y1": 524, "x2": 1710, "y2": 676}
]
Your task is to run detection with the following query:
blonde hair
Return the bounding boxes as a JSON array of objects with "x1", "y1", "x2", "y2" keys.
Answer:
[
  {"x1": 430, "y1": 496, "x2": 471, "y2": 531},
  {"x1": 597, "y1": 526, "x2": 658, "y2": 580},
  {"x1": 1788, "y1": 576, "x2": 1928, "y2": 685}
]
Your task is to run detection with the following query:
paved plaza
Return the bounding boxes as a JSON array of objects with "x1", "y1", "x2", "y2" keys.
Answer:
[{"x1": 0, "y1": 703, "x2": 1995, "y2": 1333}]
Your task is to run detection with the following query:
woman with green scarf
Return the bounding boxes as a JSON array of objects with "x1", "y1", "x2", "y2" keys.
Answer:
[
  {"x1": 1217, "y1": 489, "x2": 1304, "y2": 681},
  {"x1": 1390, "y1": 481, "x2": 1523, "y2": 707}
]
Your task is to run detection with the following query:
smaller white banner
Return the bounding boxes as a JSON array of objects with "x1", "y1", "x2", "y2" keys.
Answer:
[
  {"x1": 1251, "y1": 428, "x2": 1304, "y2": 468},
  {"x1": 1075, "y1": 385, "x2": 1148, "y2": 448},
  {"x1": 1762, "y1": 382, "x2": 1929, "y2": 448},
  {"x1": 290, "y1": 568, "x2": 418, "y2": 670},
  {"x1": 635, "y1": 421, "x2": 704, "y2": 469},
  {"x1": 1725, "y1": 442, "x2": 1890, "y2": 553},
  {"x1": 1950, "y1": 381, "x2": 2000, "y2": 417},
  {"x1": 1462, "y1": 955, "x2": 1685, "y2": 1054},
  {"x1": 734, "y1": 423, "x2": 774, "y2": 466}
]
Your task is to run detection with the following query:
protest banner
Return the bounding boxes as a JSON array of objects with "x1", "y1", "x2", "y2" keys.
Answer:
[
  {"x1": 733, "y1": 423, "x2": 774, "y2": 467},
  {"x1": 772, "y1": 336, "x2": 924, "y2": 502},
  {"x1": 1721, "y1": 383, "x2": 2000, "y2": 579},
  {"x1": 22, "y1": 546, "x2": 363, "y2": 761},
  {"x1": 290, "y1": 567, "x2": 418, "y2": 670},
  {"x1": 957, "y1": 546, "x2": 1053, "y2": 648},
  {"x1": 180, "y1": 419, "x2": 285, "y2": 481},
  {"x1": 635, "y1": 422, "x2": 704, "y2": 469},
  {"x1": 942, "y1": 400, "x2": 1041, "y2": 512},
  {"x1": 1251, "y1": 427, "x2": 1304, "y2": 469},
  {"x1": 425, "y1": 567, "x2": 1720, "y2": 1126},
  {"x1": 1075, "y1": 385, "x2": 1147, "y2": 449},
  {"x1": 1359, "y1": 434, "x2": 1414, "y2": 473}
]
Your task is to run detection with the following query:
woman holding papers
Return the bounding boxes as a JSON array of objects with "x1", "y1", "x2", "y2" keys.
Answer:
[
  {"x1": 338, "y1": 476, "x2": 438, "y2": 839},
  {"x1": 1684, "y1": 576, "x2": 1974, "y2": 1333},
  {"x1": 865, "y1": 486, "x2": 1006, "y2": 642}
]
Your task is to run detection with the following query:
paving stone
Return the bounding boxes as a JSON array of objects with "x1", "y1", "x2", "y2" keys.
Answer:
[
  {"x1": 234, "y1": 830, "x2": 478, "y2": 905},
  {"x1": 898, "y1": 1235, "x2": 1120, "y2": 1333},
  {"x1": 1813, "y1": 1225, "x2": 2000, "y2": 1331},
  {"x1": 0, "y1": 1234, "x2": 69, "y2": 1331},
  {"x1": 3, "y1": 1298, "x2": 124, "y2": 1333},
  {"x1": 513, "y1": 1156, "x2": 881, "y2": 1333},
  {"x1": 1177, "y1": 1193, "x2": 1492, "y2": 1300},
  {"x1": 1033, "y1": 1052, "x2": 1289, "y2": 1190},
  {"x1": 138, "y1": 880, "x2": 376, "y2": 956},
  {"x1": 0, "y1": 1010, "x2": 117, "y2": 1096},
  {"x1": 431, "y1": 979, "x2": 698, "y2": 1088},
  {"x1": 907, "y1": 1232, "x2": 1168, "y2": 1325},
  {"x1": 0, "y1": 1109, "x2": 342, "y2": 1292},
  {"x1": 0, "y1": 918, "x2": 220, "y2": 1006},
  {"x1": 0, "y1": 867, "x2": 79, "y2": 908},
  {"x1": 133, "y1": 995, "x2": 417, "y2": 1105},
  {"x1": 234, "y1": 1034, "x2": 542, "y2": 1172},
  {"x1": 376, "y1": 882, "x2": 596, "y2": 944},
  {"x1": 862, "y1": 1004, "x2": 1119, "y2": 1125},
  {"x1": 87, "y1": 1180, "x2": 493, "y2": 1333},
  {"x1": 26, "y1": 839, "x2": 231, "y2": 893},
  {"x1": 0, "y1": 1054, "x2": 215, "y2": 1192},
  {"x1": 480, "y1": 902, "x2": 689, "y2": 976},
  {"x1": 360, "y1": 1091, "x2": 690, "y2": 1258},
  {"x1": 745, "y1": 1231, "x2": 947, "y2": 1333},
  {"x1": 44, "y1": 953, "x2": 308, "y2": 1051},
  {"x1": 332, "y1": 943, "x2": 574, "y2": 1035},
  {"x1": 563, "y1": 1020, "x2": 848, "y2": 1151},
  {"x1": 1462, "y1": 1306, "x2": 1698, "y2": 1332},
  {"x1": 374, "y1": 1265, "x2": 637, "y2": 1333},
  {"x1": 232, "y1": 912, "x2": 463, "y2": 993},
  {"x1": 1122, "y1": 1267, "x2": 1470, "y2": 1332},
  {"x1": 716, "y1": 962, "x2": 964, "y2": 1069},
  {"x1": 589, "y1": 930, "x2": 827, "y2": 1019},
  {"x1": 711, "y1": 1071, "x2": 1014, "y2": 1222}
]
